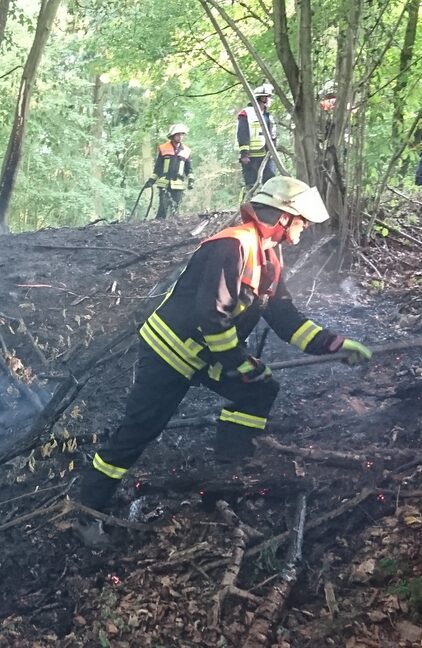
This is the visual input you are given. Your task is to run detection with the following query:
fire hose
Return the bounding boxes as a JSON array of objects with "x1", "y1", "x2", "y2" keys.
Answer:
[
  {"x1": 268, "y1": 336, "x2": 422, "y2": 371},
  {"x1": 129, "y1": 184, "x2": 154, "y2": 220}
]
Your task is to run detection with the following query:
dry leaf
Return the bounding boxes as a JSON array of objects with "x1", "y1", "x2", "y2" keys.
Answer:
[
  {"x1": 70, "y1": 405, "x2": 82, "y2": 420},
  {"x1": 41, "y1": 438, "x2": 58, "y2": 458},
  {"x1": 350, "y1": 558, "x2": 376, "y2": 583},
  {"x1": 367, "y1": 609, "x2": 387, "y2": 622},
  {"x1": 403, "y1": 515, "x2": 422, "y2": 526},
  {"x1": 396, "y1": 620, "x2": 422, "y2": 642}
]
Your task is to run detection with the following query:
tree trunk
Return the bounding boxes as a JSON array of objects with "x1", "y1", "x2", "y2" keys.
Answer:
[
  {"x1": 0, "y1": 0, "x2": 61, "y2": 234},
  {"x1": 91, "y1": 75, "x2": 105, "y2": 220},
  {"x1": 296, "y1": 0, "x2": 317, "y2": 186},
  {"x1": 392, "y1": 0, "x2": 420, "y2": 142},
  {"x1": 334, "y1": 0, "x2": 362, "y2": 156},
  {"x1": 273, "y1": 0, "x2": 318, "y2": 185},
  {"x1": 0, "y1": 0, "x2": 10, "y2": 47}
]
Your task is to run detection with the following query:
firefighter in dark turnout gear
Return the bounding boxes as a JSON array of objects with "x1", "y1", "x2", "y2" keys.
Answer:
[
  {"x1": 237, "y1": 84, "x2": 277, "y2": 191},
  {"x1": 75, "y1": 176, "x2": 372, "y2": 547},
  {"x1": 415, "y1": 151, "x2": 422, "y2": 186},
  {"x1": 145, "y1": 123, "x2": 194, "y2": 219}
]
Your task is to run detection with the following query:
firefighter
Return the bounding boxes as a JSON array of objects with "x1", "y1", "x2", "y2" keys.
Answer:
[
  {"x1": 237, "y1": 83, "x2": 277, "y2": 191},
  {"x1": 75, "y1": 176, "x2": 372, "y2": 547},
  {"x1": 415, "y1": 151, "x2": 422, "y2": 186},
  {"x1": 317, "y1": 80, "x2": 337, "y2": 147},
  {"x1": 145, "y1": 123, "x2": 194, "y2": 219}
]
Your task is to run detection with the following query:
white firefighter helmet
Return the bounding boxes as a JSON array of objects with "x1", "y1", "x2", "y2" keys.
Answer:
[
  {"x1": 167, "y1": 123, "x2": 188, "y2": 138},
  {"x1": 251, "y1": 176, "x2": 330, "y2": 224},
  {"x1": 318, "y1": 79, "x2": 337, "y2": 99},
  {"x1": 253, "y1": 83, "x2": 274, "y2": 98}
]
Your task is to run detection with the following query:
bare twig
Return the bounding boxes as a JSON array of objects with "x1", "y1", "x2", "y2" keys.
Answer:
[
  {"x1": 386, "y1": 185, "x2": 422, "y2": 206},
  {"x1": 0, "y1": 483, "x2": 64, "y2": 507},
  {"x1": 246, "y1": 487, "x2": 374, "y2": 558},
  {"x1": 362, "y1": 211, "x2": 422, "y2": 248}
]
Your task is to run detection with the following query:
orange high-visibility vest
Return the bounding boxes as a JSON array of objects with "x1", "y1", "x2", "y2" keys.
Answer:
[
  {"x1": 158, "y1": 142, "x2": 191, "y2": 159},
  {"x1": 204, "y1": 224, "x2": 281, "y2": 297}
]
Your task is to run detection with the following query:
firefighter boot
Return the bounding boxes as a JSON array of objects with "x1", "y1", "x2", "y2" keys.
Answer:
[
  {"x1": 214, "y1": 426, "x2": 258, "y2": 465},
  {"x1": 73, "y1": 468, "x2": 119, "y2": 547}
]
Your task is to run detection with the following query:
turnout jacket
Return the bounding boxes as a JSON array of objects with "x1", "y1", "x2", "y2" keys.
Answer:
[
  {"x1": 150, "y1": 140, "x2": 193, "y2": 190},
  {"x1": 140, "y1": 205, "x2": 340, "y2": 381},
  {"x1": 237, "y1": 106, "x2": 276, "y2": 159}
]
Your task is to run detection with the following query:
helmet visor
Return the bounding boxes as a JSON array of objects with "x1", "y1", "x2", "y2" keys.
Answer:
[{"x1": 285, "y1": 186, "x2": 329, "y2": 223}]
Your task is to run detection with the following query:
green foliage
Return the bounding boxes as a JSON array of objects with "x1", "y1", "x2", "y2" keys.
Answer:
[
  {"x1": 0, "y1": 0, "x2": 421, "y2": 231},
  {"x1": 98, "y1": 629, "x2": 110, "y2": 648},
  {"x1": 370, "y1": 279, "x2": 385, "y2": 290},
  {"x1": 374, "y1": 224, "x2": 389, "y2": 237}
]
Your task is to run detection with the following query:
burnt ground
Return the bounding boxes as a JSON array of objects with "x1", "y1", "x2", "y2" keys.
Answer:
[{"x1": 0, "y1": 205, "x2": 421, "y2": 648}]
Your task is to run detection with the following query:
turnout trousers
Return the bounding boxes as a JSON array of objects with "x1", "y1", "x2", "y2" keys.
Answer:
[
  {"x1": 241, "y1": 157, "x2": 276, "y2": 189},
  {"x1": 156, "y1": 188, "x2": 184, "y2": 219},
  {"x1": 80, "y1": 340, "x2": 279, "y2": 511}
]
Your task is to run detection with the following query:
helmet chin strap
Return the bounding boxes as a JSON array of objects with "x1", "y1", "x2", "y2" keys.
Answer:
[{"x1": 274, "y1": 213, "x2": 294, "y2": 243}]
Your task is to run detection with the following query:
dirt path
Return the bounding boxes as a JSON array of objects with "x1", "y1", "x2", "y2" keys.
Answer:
[{"x1": 0, "y1": 215, "x2": 421, "y2": 648}]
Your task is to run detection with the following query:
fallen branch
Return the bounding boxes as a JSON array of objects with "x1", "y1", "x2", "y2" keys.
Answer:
[
  {"x1": 286, "y1": 234, "x2": 337, "y2": 281},
  {"x1": 0, "y1": 498, "x2": 149, "y2": 533},
  {"x1": 243, "y1": 493, "x2": 306, "y2": 647},
  {"x1": 29, "y1": 243, "x2": 142, "y2": 257},
  {"x1": 257, "y1": 436, "x2": 414, "y2": 468},
  {"x1": 209, "y1": 500, "x2": 254, "y2": 627},
  {"x1": 101, "y1": 238, "x2": 197, "y2": 272},
  {"x1": 246, "y1": 487, "x2": 374, "y2": 558}
]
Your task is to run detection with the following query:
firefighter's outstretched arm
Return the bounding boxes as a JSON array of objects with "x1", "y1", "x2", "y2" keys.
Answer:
[{"x1": 264, "y1": 279, "x2": 372, "y2": 364}]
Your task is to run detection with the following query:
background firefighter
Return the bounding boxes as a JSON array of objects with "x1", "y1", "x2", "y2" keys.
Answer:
[
  {"x1": 145, "y1": 123, "x2": 194, "y2": 219},
  {"x1": 75, "y1": 176, "x2": 372, "y2": 547},
  {"x1": 415, "y1": 151, "x2": 422, "y2": 186},
  {"x1": 237, "y1": 83, "x2": 277, "y2": 192}
]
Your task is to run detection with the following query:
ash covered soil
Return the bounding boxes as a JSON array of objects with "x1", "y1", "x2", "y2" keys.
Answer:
[{"x1": 0, "y1": 210, "x2": 421, "y2": 648}]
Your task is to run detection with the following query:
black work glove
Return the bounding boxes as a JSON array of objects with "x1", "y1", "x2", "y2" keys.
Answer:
[
  {"x1": 227, "y1": 356, "x2": 272, "y2": 383},
  {"x1": 144, "y1": 178, "x2": 155, "y2": 188}
]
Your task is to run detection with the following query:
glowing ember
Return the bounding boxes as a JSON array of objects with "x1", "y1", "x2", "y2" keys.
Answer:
[
  {"x1": 108, "y1": 574, "x2": 121, "y2": 586},
  {"x1": 377, "y1": 493, "x2": 385, "y2": 502}
]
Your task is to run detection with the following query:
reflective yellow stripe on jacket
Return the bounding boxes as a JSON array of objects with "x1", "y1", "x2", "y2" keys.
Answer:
[
  {"x1": 290, "y1": 320, "x2": 322, "y2": 351},
  {"x1": 93, "y1": 453, "x2": 127, "y2": 479},
  {"x1": 203, "y1": 326, "x2": 238, "y2": 353},
  {"x1": 139, "y1": 313, "x2": 206, "y2": 379},
  {"x1": 219, "y1": 409, "x2": 267, "y2": 430}
]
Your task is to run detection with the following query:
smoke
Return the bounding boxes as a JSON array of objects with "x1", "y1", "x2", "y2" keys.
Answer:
[{"x1": 0, "y1": 372, "x2": 53, "y2": 439}]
